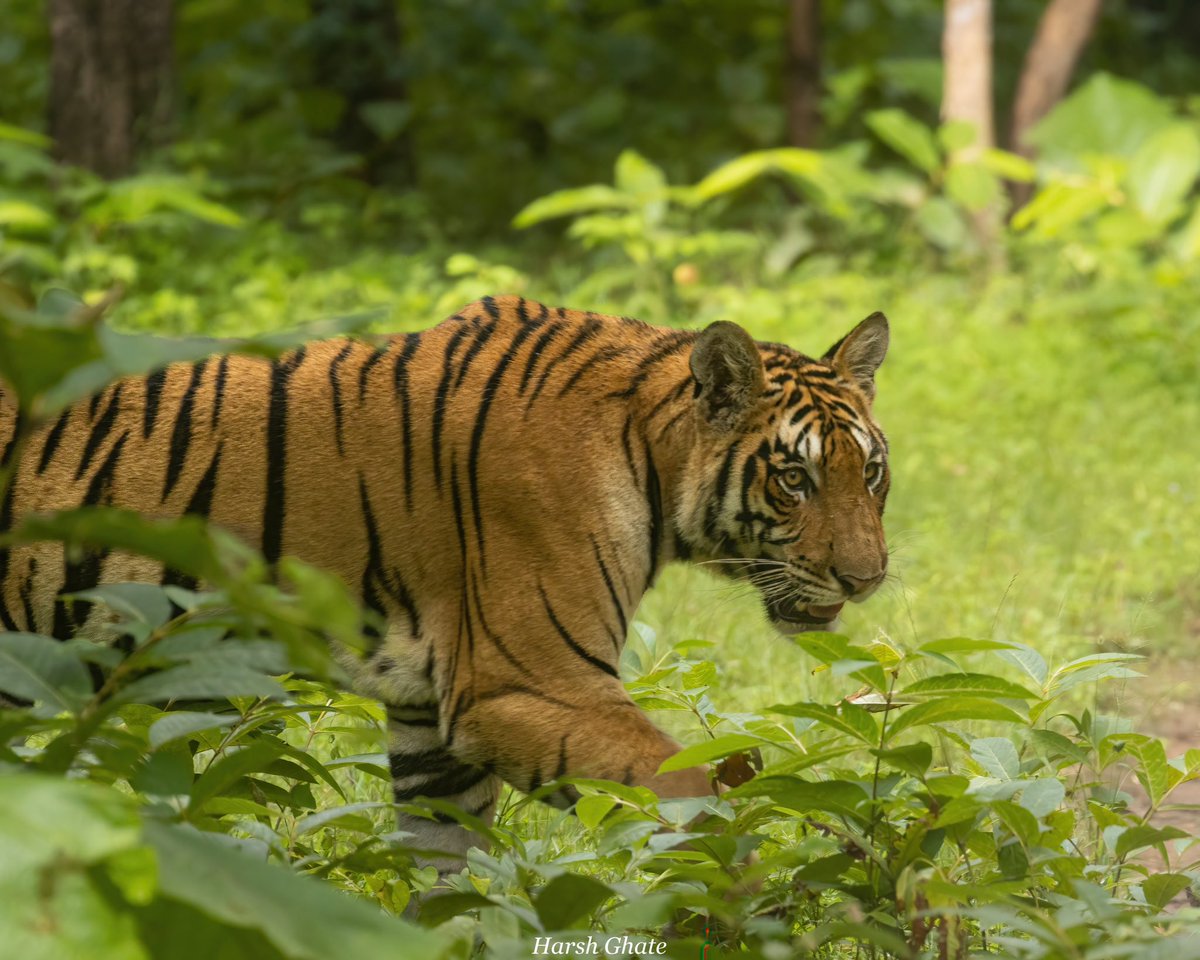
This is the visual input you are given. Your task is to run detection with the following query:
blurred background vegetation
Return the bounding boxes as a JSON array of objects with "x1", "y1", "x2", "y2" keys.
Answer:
[{"x1": 2, "y1": 2, "x2": 1200, "y2": 955}]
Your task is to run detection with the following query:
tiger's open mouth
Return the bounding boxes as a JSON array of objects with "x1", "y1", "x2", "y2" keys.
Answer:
[{"x1": 766, "y1": 597, "x2": 845, "y2": 633}]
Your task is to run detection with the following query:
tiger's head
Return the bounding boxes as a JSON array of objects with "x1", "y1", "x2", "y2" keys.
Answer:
[{"x1": 679, "y1": 313, "x2": 890, "y2": 634}]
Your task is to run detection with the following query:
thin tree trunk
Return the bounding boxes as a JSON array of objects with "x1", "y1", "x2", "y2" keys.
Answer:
[
  {"x1": 942, "y1": 0, "x2": 994, "y2": 152},
  {"x1": 941, "y1": 0, "x2": 997, "y2": 253},
  {"x1": 786, "y1": 0, "x2": 822, "y2": 148},
  {"x1": 48, "y1": 0, "x2": 174, "y2": 178},
  {"x1": 1009, "y1": 0, "x2": 1102, "y2": 206}
]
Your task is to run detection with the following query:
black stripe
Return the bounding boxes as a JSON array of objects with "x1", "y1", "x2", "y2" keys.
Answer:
[
  {"x1": 82, "y1": 430, "x2": 129, "y2": 508},
  {"x1": 53, "y1": 430, "x2": 129, "y2": 637},
  {"x1": 453, "y1": 321, "x2": 495, "y2": 389},
  {"x1": 262, "y1": 349, "x2": 306, "y2": 564},
  {"x1": 18, "y1": 566, "x2": 36, "y2": 632},
  {"x1": 526, "y1": 318, "x2": 600, "y2": 407},
  {"x1": 553, "y1": 734, "x2": 570, "y2": 780},
  {"x1": 163, "y1": 360, "x2": 209, "y2": 501},
  {"x1": 469, "y1": 681, "x2": 578, "y2": 713},
  {"x1": 515, "y1": 297, "x2": 529, "y2": 323},
  {"x1": 431, "y1": 327, "x2": 469, "y2": 490},
  {"x1": 643, "y1": 442, "x2": 663, "y2": 590},
  {"x1": 389, "y1": 747, "x2": 457, "y2": 779},
  {"x1": 518, "y1": 320, "x2": 565, "y2": 394},
  {"x1": 705, "y1": 444, "x2": 739, "y2": 539},
  {"x1": 472, "y1": 577, "x2": 534, "y2": 679},
  {"x1": 0, "y1": 407, "x2": 23, "y2": 630},
  {"x1": 358, "y1": 474, "x2": 421, "y2": 636},
  {"x1": 539, "y1": 584, "x2": 619, "y2": 679},
  {"x1": 589, "y1": 535, "x2": 627, "y2": 649},
  {"x1": 162, "y1": 441, "x2": 224, "y2": 595},
  {"x1": 210, "y1": 355, "x2": 230, "y2": 429},
  {"x1": 645, "y1": 375, "x2": 693, "y2": 422},
  {"x1": 392, "y1": 334, "x2": 420, "y2": 510},
  {"x1": 449, "y1": 457, "x2": 468, "y2": 561},
  {"x1": 184, "y1": 441, "x2": 223, "y2": 519},
  {"x1": 555, "y1": 344, "x2": 629, "y2": 398},
  {"x1": 481, "y1": 295, "x2": 500, "y2": 320},
  {"x1": 75, "y1": 384, "x2": 123, "y2": 481},
  {"x1": 36, "y1": 410, "x2": 69, "y2": 475},
  {"x1": 143, "y1": 367, "x2": 167, "y2": 439},
  {"x1": 357, "y1": 345, "x2": 388, "y2": 401},
  {"x1": 394, "y1": 765, "x2": 490, "y2": 802},
  {"x1": 328, "y1": 342, "x2": 354, "y2": 456},
  {"x1": 620, "y1": 416, "x2": 638, "y2": 483},
  {"x1": 609, "y1": 331, "x2": 694, "y2": 398},
  {"x1": 466, "y1": 322, "x2": 539, "y2": 570}
]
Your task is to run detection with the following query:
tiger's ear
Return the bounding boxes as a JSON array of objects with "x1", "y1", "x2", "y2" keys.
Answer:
[
  {"x1": 689, "y1": 321, "x2": 765, "y2": 429},
  {"x1": 822, "y1": 312, "x2": 889, "y2": 401}
]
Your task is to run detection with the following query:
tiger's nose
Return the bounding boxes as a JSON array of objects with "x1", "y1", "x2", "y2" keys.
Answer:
[{"x1": 831, "y1": 567, "x2": 883, "y2": 599}]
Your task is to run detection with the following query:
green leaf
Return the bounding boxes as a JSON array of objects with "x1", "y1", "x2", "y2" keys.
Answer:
[
  {"x1": 1030, "y1": 728, "x2": 1090, "y2": 765},
  {"x1": 534, "y1": 872, "x2": 613, "y2": 930},
  {"x1": 0, "y1": 631, "x2": 91, "y2": 715},
  {"x1": 1017, "y1": 778, "x2": 1065, "y2": 818},
  {"x1": 0, "y1": 121, "x2": 52, "y2": 147},
  {"x1": 918, "y1": 637, "x2": 1017, "y2": 655},
  {"x1": 1143, "y1": 873, "x2": 1193, "y2": 910},
  {"x1": 0, "y1": 198, "x2": 54, "y2": 233},
  {"x1": 1114, "y1": 824, "x2": 1189, "y2": 860},
  {"x1": 117, "y1": 663, "x2": 284, "y2": 705},
  {"x1": 575, "y1": 795, "x2": 618, "y2": 830},
  {"x1": 657, "y1": 733, "x2": 762, "y2": 773},
  {"x1": 729, "y1": 776, "x2": 871, "y2": 823},
  {"x1": 358, "y1": 100, "x2": 411, "y2": 142},
  {"x1": 769, "y1": 700, "x2": 879, "y2": 743},
  {"x1": 870, "y1": 742, "x2": 933, "y2": 778},
  {"x1": 901, "y1": 673, "x2": 1039, "y2": 701},
  {"x1": 692, "y1": 148, "x2": 822, "y2": 201},
  {"x1": 1029, "y1": 72, "x2": 1175, "y2": 161},
  {"x1": 512, "y1": 185, "x2": 631, "y2": 228},
  {"x1": 971, "y1": 738, "x2": 1020, "y2": 780},
  {"x1": 945, "y1": 162, "x2": 1002, "y2": 213},
  {"x1": 866, "y1": 109, "x2": 941, "y2": 173},
  {"x1": 144, "y1": 821, "x2": 446, "y2": 959},
  {"x1": 148, "y1": 711, "x2": 239, "y2": 749},
  {"x1": 9, "y1": 509, "x2": 222, "y2": 584},
  {"x1": 980, "y1": 148, "x2": 1036, "y2": 183},
  {"x1": 938, "y1": 120, "x2": 978, "y2": 153},
  {"x1": 1046, "y1": 653, "x2": 1144, "y2": 698},
  {"x1": 293, "y1": 802, "x2": 393, "y2": 837},
  {"x1": 885, "y1": 698, "x2": 1026, "y2": 740},
  {"x1": 996, "y1": 644, "x2": 1048, "y2": 687},
  {"x1": 190, "y1": 741, "x2": 286, "y2": 812},
  {"x1": 915, "y1": 197, "x2": 968, "y2": 250},
  {"x1": 68, "y1": 582, "x2": 175, "y2": 630}
]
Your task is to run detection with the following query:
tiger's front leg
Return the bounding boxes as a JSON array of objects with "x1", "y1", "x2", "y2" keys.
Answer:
[{"x1": 446, "y1": 678, "x2": 713, "y2": 807}]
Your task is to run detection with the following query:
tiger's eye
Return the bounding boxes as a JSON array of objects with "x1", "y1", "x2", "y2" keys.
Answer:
[
  {"x1": 781, "y1": 467, "x2": 808, "y2": 492},
  {"x1": 865, "y1": 461, "x2": 882, "y2": 485}
]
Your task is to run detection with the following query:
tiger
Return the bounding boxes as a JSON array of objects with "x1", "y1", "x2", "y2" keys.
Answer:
[{"x1": 0, "y1": 295, "x2": 890, "y2": 874}]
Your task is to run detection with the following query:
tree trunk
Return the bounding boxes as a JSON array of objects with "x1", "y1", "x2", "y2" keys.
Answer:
[
  {"x1": 1009, "y1": 0, "x2": 1102, "y2": 205},
  {"x1": 309, "y1": 0, "x2": 413, "y2": 184},
  {"x1": 941, "y1": 0, "x2": 994, "y2": 152},
  {"x1": 48, "y1": 0, "x2": 174, "y2": 178},
  {"x1": 785, "y1": 0, "x2": 822, "y2": 148},
  {"x1": 941, "y1": 0, "x2": 997, "y2": 253}
]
